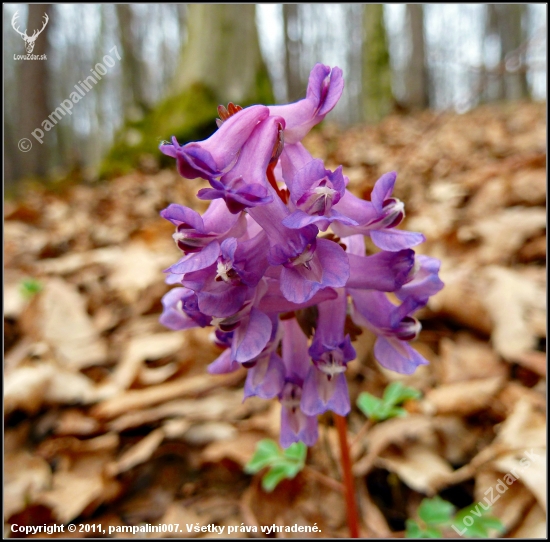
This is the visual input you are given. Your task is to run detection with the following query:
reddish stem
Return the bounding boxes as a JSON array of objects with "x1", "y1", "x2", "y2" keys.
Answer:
[
  {"x1": 266, "y1": 162, "x2": 288, "y2": 202},
  {"x1": 334, "y1": 413, "x2": 361, "y2": 538}
]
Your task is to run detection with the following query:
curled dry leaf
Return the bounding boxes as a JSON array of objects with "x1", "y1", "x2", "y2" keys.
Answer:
[
  {"x1": 422, "y1": 376, "x2": 504, "y2": 416},
  {"x1": 107, "y1": 428, "x2": 165, "y2": 476},
  {"x1": 21, "y1": 278, "x2": 108, "y2": 369},
  {"x1": 375, "y1": 443, "x2": 454, "y2": 496},
  {"x1": 4, "y1": 452, "x2": 52, "y2": 520},
  {"x1": 482, "y1": 266, "x2": 546, "y2": 361},
  {"x1": 37, "y1": 453, "x2": 115, "y2": 524},
  {"x1": 110, "y1": 332, "x2": 187, "y2": 390}
]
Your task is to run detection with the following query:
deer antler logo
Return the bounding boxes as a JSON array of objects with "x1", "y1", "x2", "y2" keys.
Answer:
[{"x1": 12, "y1": 11, "x2": 49, "y2": 54}]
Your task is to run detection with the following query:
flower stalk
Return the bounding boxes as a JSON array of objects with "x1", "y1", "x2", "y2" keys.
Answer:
[{"x1": 334, "y1": 413, "x2": 360, "y2": 538}]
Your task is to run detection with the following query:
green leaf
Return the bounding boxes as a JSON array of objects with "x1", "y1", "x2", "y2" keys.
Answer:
[
  {"x1": 261, "y1": 464, "x2": 291, "y2": 492},
  {"x1": 244, "y1": 439, "x2": 280, "y2": 473},
  {"x1": 383, "y1": 381, "x2": 422, "y2": 405},
  {"x1": 357, "y1": 391, "x2": 387, "y2": 421},
  {"x1": 283, "y1": 441, "x2": 307, "y2": 464},
  {"x1": 418, "y1": 496, "x2": 455, "y2": 526},
  {"x1": 245, "y1": 439, "x2": 307, "y2": 492},
  {"x1": 19, "y1": 278, "x2": 43, "y2": 299},
  {"x1": 405, "y1": 520, "x2": 443, "y2": 539},
  {"x1": 405, "y1": 519, "x2": 423, "y2": 538},
  {"x1": 424, "y1": 525, "x2": 444, "y2": 538}
]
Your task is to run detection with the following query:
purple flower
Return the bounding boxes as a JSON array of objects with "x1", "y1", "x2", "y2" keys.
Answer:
[
  {"x1": 349, "y1": 289, "x2": 428, "y2": 375},
  {"x1": 197, "y1": 116, "x2": 285, "y2": 213},
  {"x1": 279, "y1": 318, "x2": 318, "y2": 448},
  {"x1": 160, "y1": 105, "x2": 269, "y2": 181},
  {"x1": 161, "y1": 199, "x2": 247, "y2": 253},
  {"x1": 248, "y1": 194, "x2": 350, "y2": 304},
  {"x1": 333, "y1": 172, "x2": 425, "y2": 251},
  {"x1": 301, "y1": 289, "x2": 355, "y2": 416},
  {"x1": 159, "y1": 287, "x2": 211, "y2": 330},
  {"x1": 269, "y1": 63, "x2": 344, "y2": 144},
  {"x1": 282, "y1": 159, "x2": 358, "y2": 232},
  {"x1": 158, "y1": 63, "x2": 444, "y2": 449},
  {"x1": 396, "y1": 254, "x2": 444, "y2": 306}
]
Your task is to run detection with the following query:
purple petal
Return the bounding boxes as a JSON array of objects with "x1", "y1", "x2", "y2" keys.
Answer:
[
  {"x1": 231, "y1": 308, "x2": 272, "y2": 363},
  {"x1": 168, "y1": 240, "x2": 220, "y2": 274},
  {"x1": 244, "y1": 352, "x2": 285, "y2": 399},
  {"x1": 301, "y1": 367, "x2": 350, "y2": 416},
  {"x1": 280, "y1": 405, "x2": 319, "y2": 448},
  {"x1": 370, "y1": 229, "x2": 425, "y2": 251},
  {"x1": 371, "y1": 171, "x2": 397, "y2": 212},
  {"x1": 208, "y1": 349, "x2": 241, "y2": 374},
  {"x1": 374, "y1": 336, "x2": 429, "y2": 375},
  {"x1": 346, "y1": 250, "x2": 415, "y2": 291},
  {"x1": 160, "y1": 204, "x2": 204, "y2": 230}
]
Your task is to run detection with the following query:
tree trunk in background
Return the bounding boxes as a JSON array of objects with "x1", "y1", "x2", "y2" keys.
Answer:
[
  {"x1": 362, "y1": 4, "x2": 392, "y2": 123},
  {"x1": 485, "y1": 4, "x2": 529, "y2": 102},
  {"x1": 15, "y1": 4, "x2": 52, "y2": 181},
  {"x1": 116, "y1": 4, "x2": 149, "y2": 119},
  {"x1": 403, "y1": 4, "x2": 429, "y2": 110},
  {"x1": 172, "y1": 4, "x2": 273, "y2": 105},
  {"x1": 283, "y1": 3, "x2": 304, "y2": 103}
]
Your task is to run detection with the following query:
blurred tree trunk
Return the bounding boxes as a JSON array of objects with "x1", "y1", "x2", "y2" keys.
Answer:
[
  {"x1": 403, "y1": 4, "x2": 429, "y2": 109},
  {"x1": 362, "y1": 4, "x2": 392, "y2": 123},
  {"x1": 116, "y1": 4, "x2": 149, "y2": 119},
  {"x1": 283, "y1": 4, "x2": 304, "y2": 102},
  {"x1": 103, "y1": 4, "x2": 273, "y2": 177},
  {"x1": 172, "y1": 4, "x2": 273, "y2": 105},
  {"x1": 15, "y1": 4, "x2": 52, "y2": 182},
  {"x1": 485, "y1": 4, "x2": 529, "y2": 101}
]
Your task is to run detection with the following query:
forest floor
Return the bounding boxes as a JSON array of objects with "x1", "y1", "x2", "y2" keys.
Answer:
[{"x1": 4, "y1": 101, "x2": 546, "y2": 539}]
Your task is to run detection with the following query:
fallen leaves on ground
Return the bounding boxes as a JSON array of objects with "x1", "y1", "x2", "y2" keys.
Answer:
[{"x1": 4, "y1": 101, "x2": 546, "y2": 538}]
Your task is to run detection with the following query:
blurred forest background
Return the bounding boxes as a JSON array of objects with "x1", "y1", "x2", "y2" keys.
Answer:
[
  {"x1": 4, "y1": 3, "x2": 547, "y2": 190},
  {"x1": 4, "y1": 3, "x2": 547, "y2": 539}
]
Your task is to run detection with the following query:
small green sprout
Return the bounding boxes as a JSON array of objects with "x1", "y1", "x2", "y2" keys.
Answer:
[
  {"x1": 357, "y1": 381, "x2": 421, "y2": 422},
  {"x1": 19, "y1": 278, "x2": 43, "y2": 299},
  {"x1": 244, "y1": 439, "x2": 307, "y2": 492},
  {"x1": 405, "y1": 496, "x2": 505, "y2": 538}
]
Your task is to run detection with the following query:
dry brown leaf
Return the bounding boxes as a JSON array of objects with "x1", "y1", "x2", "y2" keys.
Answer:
[
  {"x1": 473, "y1": 468, "x2": 535, "y2": 534},
  {"x1": 4, "y1": 363, "x2": 54, "y2": 414},
  {"x1": 93, "y1": 373, "x2": 235, "y2": 419},
  {"x1": 482, "y1": 266, "x2": 546, "y2": 360},
  {"x1": 139, "y1": 362, "x2": 179, "y2": 386},
  {"x1": 107, "y1": 428, "x2": 165, "y2": 476},
  {"x1": 5, "y1": 358, "x2": 103, "y2": 413},
  {"x1": 353, "y1": 415, "x2": 434, "y2": 476},
  {"x1": 492, "y1": 449, "x2": 546, "y2": 508},
  {"x1": 458, "y1": 207, "x2": 546, "y2": 264},
  {"x1": 38, "y1": 453, "x2": 113, "y2": 523},
  {"x1": 423, "y1": 376, "x2": 504, "y2": 415},
  {"x1": 107, "y1": 242, "x2": 175, "y2": 303},
  {"x1": 22, "y1": 278, "x2": 108, "y2": 369},
  {"x1": 376, "y1": 443, "x2": 454, "y2": 495},
  {"x1": 36, "y1": 247, "x2": 121, "y2": 275},
  {"x1": 512, "y1": 503, "x2": 547, "y2": 538},
  {"x1": 438, "y1": 333, "x2": 507, "y2": 383},
  {"x1": 4, "y1": 452, "x2": 52, "y2": 520},
  {"x1": 182, "y1": 422, "x2": 238, "y2": 446},
  {"x1": 430, "y1": 259, "x2": 493, "y2": 335},
  {"x1": 37, "y1": 433, "x2": 119, "y2": 459},
  {"x1": 54, "y1": 409, "x2": 101, "y2": 436},
  {"x1": 157, "y1": 502, "x2": 204, "y2": 538},
  {"x1": 201, "y1": 432, "x2": 265, "y2": 467},
  {"x1": 110, "y1": 332, "x2": 187, "y2": 390}
]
